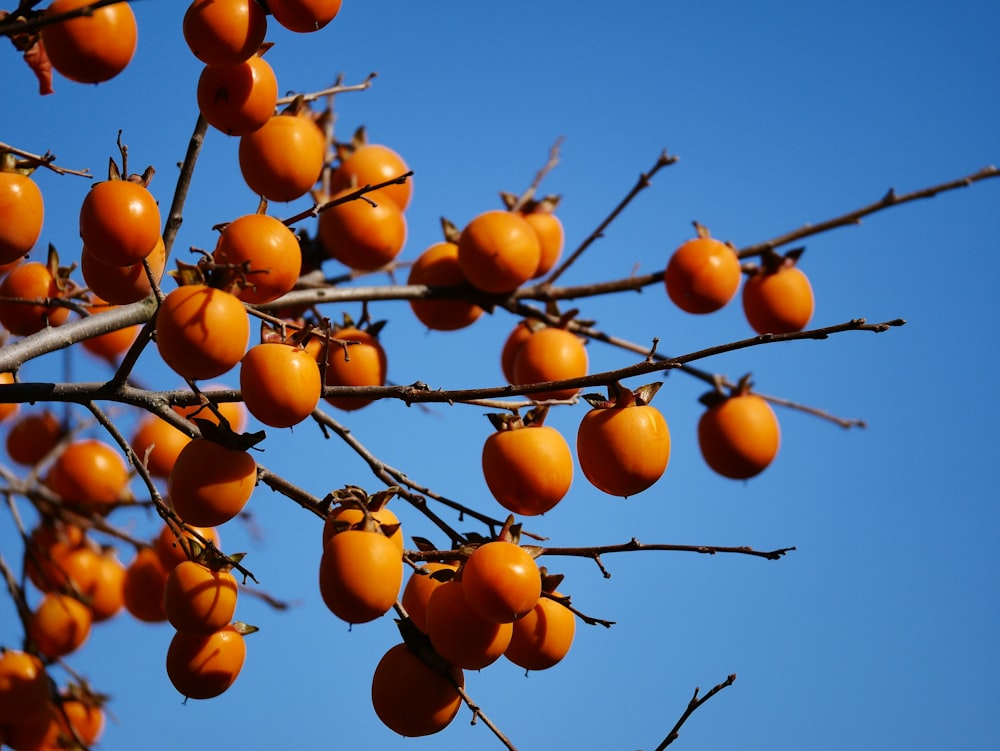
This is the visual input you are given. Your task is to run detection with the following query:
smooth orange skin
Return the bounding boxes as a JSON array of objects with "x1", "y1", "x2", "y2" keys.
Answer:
[
  {"x1": 577, "y1": 403, "x2": 671, "y2": 497},
  {"x1": 461, "y1": 541, "x2": 541, "y2": 624},
  {"x1": 0, "y1": 261, "x2": 70, "y2": 336},
  {"x1": 45, "y1": 438, "x2": 130, "y2": 511},
  {"x1": 457, "y1": 210, "x2": 541, "y2": 294},
  {"x1": 407, "y1": 242, "x2": 483, "y2": 331},
  {"x1": 24, "y1": 538, "x2": 86, "y2": 593},
  {"x1": 522, "y1": 211, "x2": 564, "y2": 278},
  {"x1": 214, "y1": 214, "x2": 302, "y2": 304},
  {"x1": 81, "y1": 235, "x2": 165, "y2": 305},
  {"x1": 698, "y1": 393, "x2": 780, "y2": 479},
  {"x1": 482, "y1": 424, "x2": 573, "y2": 516},
  {"x1": 500, "y1": 319, "x2": 536, "y2": 384},
  {"x1": 183, "y1": 0, "x2": 267, "y2": 65},
  {"x1": 319, "y1": 529, "x2": 402, "y2": 624},
  {"x1": 505, "y1": 592, "x2": 576, "y2": 671},
  {"x1": 268, "y1": 0, "x2": 343, "y2": 32},
  {"x1": 29, "y1": 593, "x2": 92, "y2": 658},
  {"x1": 123, "y1": 548, "x2": 169, "y2": 622},
  {"x1": 163, "y1": 560, "x2": 238, "y2": 635},
  {"x1": 42, "y1": 0, "x2": 137, "y2": 83},
  {"x1": 41, "y1": 699, "x2": 105, "y2": 747},
  {"x1": 239, "y1": 114, "x2": 326, "y2": 202},
  {"x1": 240, "y1": 343, "x2": 322, "y2": 428},
  {"x1": 154, "y1": 523, "x2": 222, "y2": 571},
  {"x1": 426, "y1": 579, "x2": 513, "y2": 670},
  {"x1": 168, "y1": 439, "x2": 257, "y2": 527},
  {"x1": 322, "y1": 504, "x2": 403, "y2": 551},
  {"x1": 318, "y1": 189, "x2": 407, "y2": 271},
  {"x1": 323, "y1": 327, "x2": 387, "y2": 411},
  {"x1": 664, "y1": 237, "x2": 742, "y2": 314},
  {"x1": 81, "y1": 549, "x2": 126, "y2": 622},
  {"x1": 371, "y1": 643, "x2": 463, "y2": 738},
  {"x1": 0, "y1": 372, "x2": 18, "y2": 422},
  {"x1": 330, "y1": 143, "x2": 411, "y2": 210},
  {"x1": 0, "y1": 650, "x2": 50, "y2": 727},
  {"x1": 166, "y1": 625, "x2": 246, "y2": 700},
  {"x1": 131, "y1": 414, "x2": 192, "y2": 479},
  {"x1": 197, "y1": 55, "x2": 278, "y2": 136},
  {"x1": 512, "y1": 326, "x2": 588, "y2": 401},
  {"x1": 400, "y1": 562, "x2": 457, "y2": 634},
  {"x1": 6, "y1": 410, "x2": 62, "y2": 466},
  {"x1": 0, "y1": 172, "x2": 43, "y2": 264},
  {"x1": 155, "y1": 285, "x2": 250, "y2": 380},
  {"x1": 79, "y1": 180, "x2": 161, "y2": 267},
  {"x1": 742, "y1": 264, "x2": 815, "y2": 334}
]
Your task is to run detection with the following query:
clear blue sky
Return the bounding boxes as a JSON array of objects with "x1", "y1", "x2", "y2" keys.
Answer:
[{"x1": 2, "y1": 1, "x2": 998, "y2": 749}]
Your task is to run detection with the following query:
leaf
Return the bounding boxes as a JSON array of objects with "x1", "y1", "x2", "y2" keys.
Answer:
[{"x1": 22, "y1": 39, "x2": 54, "y2": 96}]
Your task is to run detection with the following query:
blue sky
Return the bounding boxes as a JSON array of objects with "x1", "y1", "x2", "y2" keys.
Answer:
[{"x1": 1, "y1": 1, "x2": 998, "y2": 749}]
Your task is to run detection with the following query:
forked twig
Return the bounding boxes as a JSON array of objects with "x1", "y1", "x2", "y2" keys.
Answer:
[{"x1": 653, "y1": 674, "x2": 737, "y2": 750}]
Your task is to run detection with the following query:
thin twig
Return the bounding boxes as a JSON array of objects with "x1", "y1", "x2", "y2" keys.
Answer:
[
  {"x1": 653, "y1": 674, "x2": 737, "y2": 750},
  {"x1": 0, "y1": 141, "x2": 91, "y2": 177}
]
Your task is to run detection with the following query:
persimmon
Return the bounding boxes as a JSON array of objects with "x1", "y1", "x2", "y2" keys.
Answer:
[
  {"x1": 664, "y1": 235, "x2": 742, "y2": 314},
  {"x1": 457, "y1": 210, "x2": 541, "y2": 294},
  {"x1": 322, "y1": 502, "x2": 403, "y2": 551},
  {"x1": 44, "y1": 438, "x2": 131, "y2": 512},
  {"x1": 163, "y1": 560, "x2": 239, "y2": 635},
  {"x1": 131, "y1": 413, "x2": 193, "y2": 479},
  {"x1": 317, "y1": 189, "x2": 407, "y2": 271},
  {"x1": 52, "y1": 698, "x2": 105, "y2": 747},
  {"x1": 742, "y1": 261, "x2": 814, "y2": 334},
  {"x1": 239, "y1": 112, "x2": 326, "y2": 202},
  {"x1": 0, "y1": 171, "x2": 43, "y2": 264},
  {"x1": 155, "y1": 284, "x2": 250, "y2": 380},
  {"x1": 426, "y1": 578, "x2": 513, "y2": 670},
  {"x1": 322, "y1": 326, "x2": 387, "y2": 411},
  {"x1": 5, "y1": 410, "x2": 62, "y2": 466},
  {"x1": 80, "y1": 548, "x2": 126, "y2": 622},
  {"x1": 166, "y1": 624, "x2": 246, "y2": 700},
  {"x1": 24, "y1": 537, "x2": 87, "y2": 593},
  {"x1": 371, "y1": 643, "x2": 463, "y2": 738},
  {"x1": 318, "y1": 528, "x2": 402, "y2": 624},
  {"x1": 461, "y1": 540, "x2": 541, "y2": 624},
  {"x1": 79, "y1": 179, "x2": 161, "y2": 267},
  {"x1": 239, "y1": 342, "x2": 322, "y2": 428},
  {"x1": 122, "y1": 547, "x2": 169, "y2": 623},
  {"x1": 197, "y1": 54, "x2": 279, "y2": 136},
  {"x1": 0, "y1": 371, "x2": 18, "y2": 423},
  {"x1": 500, "y1": 319, "x2": 538, "y2": 384},
  {"x1": 213, "y1": 214, "x2": 302, "y2": 304},
  {"x1": 482, "y1": 418, "x2": 573, "y2": 516},
  {"x1": 401, "y1": 562, "x2": 457, "y2": 634},
  {"x1": 183, "y1": 0, "x2": 267, "y2": 65},
  {"x1": 81, "y1": 298, "x2": 140, "y2": 363},
  {"x1": 407, "y1": 242, "x2": 483, "y2": 331},
  {"x1": 168, "y1": 438, "x2": 257, "y2": 527},
  {"x1": 28, "y1": 592, "x2": 92, "y2": 658},
  {"x1": 0, "y1": 261, "x2": 71, "y2": 336},
  {"x1": 268, "y1": 0, "x2": 343, "y2": 33},
  {"x1": 698, "y1": 390, "x2": 780, "y2": 479},
  {"x1": 512, "y1": 326, "x2": 588, "y2": 402},
  {"x1": 1, "y1": 707, "x2": 56, "y2": 751},
  {"x1": 174, "y1": 387, "x2": 248, "y2": 433},
  {"x1": 330, "y1": 142, "x2": 411, "y2": 210},
  {"x1": 154, "y1": 523, "x2": 222, "y2": 571},
  {"x1": 522, "y1": 209, "x2": 564, "y2": 278},
  {"x1": 576, "y1": 384, "x2": 671, "y2": 497},
  {"x1": 0, "y1": 650, "x2": 50, "y2": 727},
  {"x1": 505, "y1": 592, "x2": 576, "y2": 671},
  {"x1": 81, "y1": 235, "x2": 166, "y2": 305},
  {"x1": 41, "y1": 0, "x2": 137, "y2": 84}
]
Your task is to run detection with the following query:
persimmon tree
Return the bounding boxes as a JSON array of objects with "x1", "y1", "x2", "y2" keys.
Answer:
[{"x1": 0, "y1": 3, "x2": 997, "y2": 750}]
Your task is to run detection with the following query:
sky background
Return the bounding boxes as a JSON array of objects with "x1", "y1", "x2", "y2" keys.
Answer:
[{"x1": 1, "y1": 1, "x2": 998, "y2": 749}]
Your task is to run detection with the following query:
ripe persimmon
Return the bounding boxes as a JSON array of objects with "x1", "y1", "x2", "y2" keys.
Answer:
[
  {"x1": 664, "y1": 235, "x2": 742, "y2": 314},
  {"x1": 51, "y1": 698, "x2": 105, "y2": 747},
  {"x1": 131, "y1": 413, "x2": 193, "y2": 479},
  {"x1": 154, "y1": 523, "x2": 222, "y2": 571},
  {"x1": 371, "y1": 643, "x2": 463, "y2": 737},
  {"x1": 166, "y1": 624, "x2": 246, "y2": 699},
  {"x1": 268, "y1": 0, "x2": 343, "y2": 33},
  {"x1": 512, "y1": 326, "x2": 588, "y2": 402},
  {"x1": 0, "y1": 649, "x2": 50, "y2": 727},
  {"x1": 239, "y1": 113, "x2": 326, "y2": 202},
  {"x1": 213, "y1": 213, "x2": 302, "y2": 304},
  {"x1": 500, "y1": 319, "x2": 538, "y2": 384},
  {"x1": 407, "y1": 242, "x2": 483, "y2": 331},
  {"x1": 322, "y1": 502, "x2": 403, "y2": 551},
  {"x1": 461, "y1": 540, "x2": 541, "y2": 623},
  {"x1": 698, "y1": 390, "x2": 780, "y2": 479},
  {"x1": 401, "y1": 562, "x2": 457, "y2": 634},
  {"x1": 0, "y1": 170, "x2": 43, "y2": 264},
  {"x1": 167, "y1": 438, "x2": 257, "y2": 527},
  {"x1": 183, "y1": 0, "x2": 267, "y2": 65},
  {"x1": 41, "y1": 0, "x2": 137, "y2": 83},
  {"x1": 426, "y1": 578, "x2": 513, "y2": 670},
  {"x1": 457, "y1": 210, "x2": 541, "y2": 294},
  {"x1": 81, "y1": 298, "x2": 140, "y2": 364},
  {"x1": 29, "y1": 592, "x2": 92, "y2": 658},
  {"x1": 319, "y1": 528, "x2": 402, "y2": 624},
  {"x1": 155, "y1": 284, "x2": 250, "y2": 380},
  {"x1": 505, "y1": 592, "x2": 576, "y2": 671},
  {"x1": 79, "y1": 179, "x2": 161, "y2": 268},
  {"x1": 240, "y1": 342, "x2": 322, "y2": 428},
  {"x1": 5, "y1": 409, "x2": 62, "y2": 466},
  {"x1": 123, "y1": 547, "x2": 169, "y2": 623},
  {"x1": 742, "y1": 261, "x2": 814, "y2": 334},
  {"x1": 174, "y1": 387, "x2": 248, "y2": 433},
  {"x1": 330, "y1": 141, "x2": 411, "y2": 210},
  {"x1": 482, "y1": 418, "x2": 573, "y2": 516},
  {"x1": 44, "y1": 438, "x2": 131, "y2": 512},
  {"x1": 576, "y1": 384, "x2": 671, "y2": 497},
  {"x1": 197, "y1": 54, "x2": 278, "y2": 136},
  {"x1": 317, "y1": 189, "x2": 407, "y2": 272},
  {"x1": 522, "y1": 209, "x2": 564, "y2": 278},
  {"x1": 81, "y1": 235, "x2": 166, "y2": 305},
  {"x1": 0, "y1": 261, "x2": 71, "y2": 336},
  {"x1": 322, "y1": 326, "x2": 387, "y2": 411},
  {"x1": 163, "y1": 560, "x2": 238, "y2": 635},
  {"x1": 80, "y1": 547, "x2": 126, "y2": 622}
]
